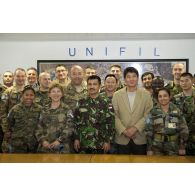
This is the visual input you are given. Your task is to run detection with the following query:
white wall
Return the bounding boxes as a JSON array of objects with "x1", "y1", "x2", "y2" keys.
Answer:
[{"x1": 0, "y1": 39, "x2": 195, "y2": 81}]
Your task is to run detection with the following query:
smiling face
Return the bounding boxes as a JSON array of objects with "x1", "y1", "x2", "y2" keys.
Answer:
[
  {"x1": 14, "y1": 70, "x2": 26, "y2": 87},
  {"x1": 110, "y1": 67, "x2": 122, "y2": 80},
  {"x1": 39, "y1": 73, "x2": 51, "y2": 90},
  {"x1": 172, "y1": 63, "x2": 185, "y2": 80},
  {"x1": 49, "y1": 87, "x2": 63, "y2": 102},
  {"x1": 158, "y1": 89, "x2": 171, "y2": 107},
  {"x1": 142, "y1": 74, "x2": 153, "y2": 89},
  {"x1": 104, "y1": 76, "x2": 117, "y2": 93},
  {"x1": 55, "y1": 66, "x2": 68, "y2": 81},
  {"x1": 27, "y1": 69, "x2": 37, "y2": 85},
  {"x1": 22, "y1": 89, "x2": 35, "y2": 106}
]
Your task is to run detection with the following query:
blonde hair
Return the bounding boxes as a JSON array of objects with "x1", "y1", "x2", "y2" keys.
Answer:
[{"x1": 48, "y1": 81, "x2": 64, "y2": 94}]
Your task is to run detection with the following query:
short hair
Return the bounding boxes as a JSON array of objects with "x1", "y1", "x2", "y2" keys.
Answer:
[
  {"x1": 157, "y1": 87, "x2": 171, "y2": 97},
  {"x1": 180, "y1": 72, "x2": 193, "y2": 79},
  {"x1": 22, "y1": 85, "x2": 35, "y2": 95},
  {"x1": 123, "y1": 67, "x2": 139, "y2": 78},
  {"x1": 87, "y1": 75, "x2": 101, "y2": 85},
  {"x1": 110, "y1": 64, "x2": 122, "y2": 70},
  {"x1": 27, "y1": 67, "x2": 37, "y2": 73},
  {"x1": 3, "y1": 71, "x2": 14, "y2": 76},
  {"x1": 48, "y1": 81, "x2": 64, "y2": 94},
  {"x1": 14, "y1": 68, "x2": 26, "y2": 75},
  {"x1": 104, "y1": 74, "x2": 117, "y2": 82},
  {"x1": 141, "y1": 72, "x2": 154, "y2": 81},
  {"x1": 86, "y1": 65, "x2": 95, "y2": 69},
  {"x1": 39, "y1": 72, "x2": 50, "y2": 79},
  {"x1": 55, "y1": 64, "x2": 67, "y2": 71}
]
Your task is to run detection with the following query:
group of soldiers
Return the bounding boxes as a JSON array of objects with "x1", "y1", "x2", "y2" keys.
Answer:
[{"x1": 0, "y1": 63, "x2": 195, "y2": 155}]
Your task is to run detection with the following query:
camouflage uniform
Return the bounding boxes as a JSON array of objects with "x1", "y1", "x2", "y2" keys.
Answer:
[
  {"x1": 34, "y1": 90, "x2": 51, "y2": 107},
  {"x1": 165, "y1": 81, "x2": 182, "y2": 96},
  {"x1": 100, "y1": 92, "x2": 116, "y2": 153},
  {"x1": 5, "y1": 102, "x2": 42, "y2": 153},
  {"x1": 54, "y1": 78, "x2": 71, "y2": 89},
  {"x1": 74, "y1": 95, "x2": 115, "y2": 154},
  {"x1": 36, "y1": 102, "x2": 74, "y2": 153},
  {"x1": 63, "y1": 82, "x2": 88, "y2": 111},
  {"x1": 3, "y1": 85, "x2": 24, "y2": 111},
  {"x1": 30, "y1": 83, "x2": 40, "y2": 92},
  {"x1": 0, "y1": 84, "x2": 7, "y2": 152},
  {"x1": 174, "y1": 90, "x2": 195, "y2": 155},
  {"x1": 145, "y1": 102, "x2": 189, "y2": 155}
]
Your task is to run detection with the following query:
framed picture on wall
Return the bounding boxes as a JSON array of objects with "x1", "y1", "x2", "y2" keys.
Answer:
[{"x1": 37, "y1": 59, "x2": 189, "y2": 85}]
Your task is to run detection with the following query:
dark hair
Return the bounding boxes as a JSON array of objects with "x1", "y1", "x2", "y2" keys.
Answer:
[
  {"x1": 104, "y1": 74, "x2": 117, "y2": 82},
  {"x1": 180, "y1": 72, "x2": 193, "y2": 79},
  {"x1": 87, "y1": 75, "x2": 101, "y2": 85},
  {"x1": 110, "y1": 64, "x2": 122, "y2": 70},
  {"x1": 55, "y1": 64, "x2": 67, "y2": 71},
  {"x1": 123, "y1": 67, "x2": 139, "y2": 78},
  {"x1": 27, "y1": 67, "x2": 37, "y2": 73},
  {"x1": 141, "y1": 72, "x2": 154, "y2": 81},
  {"x1": 157, "y1": 87, "x2": 171, "y2": 97},
  {"x1": 22, "y1": 85, "x2": 35, "y2": 95}
]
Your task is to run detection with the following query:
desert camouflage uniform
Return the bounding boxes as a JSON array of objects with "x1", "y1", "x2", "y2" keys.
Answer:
[
  {"x1": 34, "y1": 90, "x2": 51, "y2": 107},
  {"x1": 145, "y1": 102, "x2": 189, "y2": 155},
  {"x1": 54, "y1": 78, "x2": 71, "y2": 89},
  {"x1": 165, "y1": 81, "x2": 182, "y2": 96},
  {"x1": 174, "y1": 90, "x2": 195, "y2": 155},
  {"x1": 5, "y1": 102, "x2": 42, "y2": 153},
  {"x1": 36, "y1": 102, "x2": 74, "y2": 153},
  {"x1": 0, "y1": 84, "x2": 7, "y2": 152},
  {"x1": 74, "y1": 95, "x2": 115, "y2": 154},
  {"x1": 63, "y1": 82, "x2": 87, "y2": 111}
]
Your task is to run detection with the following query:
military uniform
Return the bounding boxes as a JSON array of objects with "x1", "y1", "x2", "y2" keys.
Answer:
[
  {"x1": 34, "y1": 90, "x2": 51, "y2": 107},
  {"x1": 174, "y1": 90, "x2": 195, "y2": 155},
  {"x1": 165, "y1": 81, "x2": 182, "y2": 96},
  {"x1": 100, "y1": 92, "x2": 116, "y2": 153},
  {"x1": 54, "y1": 78, "x2": 71, "y2": 89},
  {"x1": 5, "y1": 102, "x2": 42, "y2": 153},
  {"x1": 145, "y1": 102, "x2": 189, "y2": 155},
  {"x1": 30, "y1": 83, "x2": 40, "y2": 92},
  {"x1": 36, "y1": 102, "x2": 74, "y2": 153},
  {"x1": 74, "y1": 95, "x2": 115, "y2": 154},
  {"x1": 3, "y1": 85, "x2": 24, "y2": 111},
  {"x1": 63, "y1": 82, "x2": 88, "y2": 111},
  {"x1": 0, "y1": 84, "x2": 7, "y2": 152}
]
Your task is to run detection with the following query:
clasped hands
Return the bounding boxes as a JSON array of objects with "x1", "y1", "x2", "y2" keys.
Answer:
[{"x1": 123, "y1": 127, "x2": 138, "y2": 139}]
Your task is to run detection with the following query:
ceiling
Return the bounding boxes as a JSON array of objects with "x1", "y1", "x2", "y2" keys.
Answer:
[{"x1": 0, "y1": 33, "x2": 195, "y2": 41}]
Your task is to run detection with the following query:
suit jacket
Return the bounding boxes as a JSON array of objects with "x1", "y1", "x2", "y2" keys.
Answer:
[{"x1": 112, "y1": 87, "x2": 153, "y2": 145}]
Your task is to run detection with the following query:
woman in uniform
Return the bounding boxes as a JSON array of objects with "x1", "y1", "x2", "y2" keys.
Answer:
[
  {"x1": 145, "y1": 87, "x2": 189, "y2": 155},
  {"x1": 36, "y1": 82, "x2": 74, "y2": 153},
  {"x1": 6, "y1": 85, "x2": 41, "y2": 153}
]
